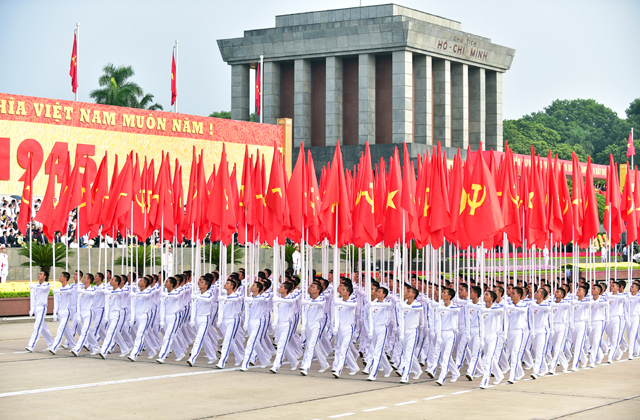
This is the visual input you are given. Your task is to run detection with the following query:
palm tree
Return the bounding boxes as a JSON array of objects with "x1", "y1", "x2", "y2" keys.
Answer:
[
  {"x1": 89, "y1": 63, "x2": 163, "y2": 110},
  {"x1": 19, "y1": 243, "x2": 73, "y2": 276}
]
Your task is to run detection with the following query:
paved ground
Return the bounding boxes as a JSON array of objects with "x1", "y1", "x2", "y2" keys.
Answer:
[{"x1": 1, "y1": 320, "x2": 639, "y2": 420}]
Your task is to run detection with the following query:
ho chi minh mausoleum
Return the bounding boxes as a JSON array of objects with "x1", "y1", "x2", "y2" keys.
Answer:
[{"x1": 217, "y1": 4, "x2": 515, "y2": 171}]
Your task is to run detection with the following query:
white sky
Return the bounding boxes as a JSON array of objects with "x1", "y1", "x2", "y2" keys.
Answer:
[{"x1": 1, "y1": 0, "x2": 638, "y2": 121}]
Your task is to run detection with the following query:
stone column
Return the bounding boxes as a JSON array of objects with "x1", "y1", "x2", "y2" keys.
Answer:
[
  {"x1": 231, "y1": 64, "x2": 250, "y2": 121},
  {"x1": 392, "y1": 50, "x2": 413, "y2": 143},
  {"x1": 432, "y1": 59, "x2": 451, "y2": 147},
  {"x1": 294, "y1": 59, "x2": 311, "y2": 147},
  {"x1": 468, "y1": 66, "x2": 485, "y2": 149},
  {"x1": 486, "y1": 71, "x2": 503, "y2": 151},
  {"x1": 263, "y1": 61, "x2": 280, "y2": 125},
  {"x1": 326, "y1": 56, "x2": 343, "y2": 147},
  {"x1": 413, "y1": 55, "x2": 432, "y2": 145},
  {"x1": 451, "y1": 63, "x2": 468, "y2": 149},
  {"x1": 358, "y1": 53, "x2": 375, "y2": 145}
]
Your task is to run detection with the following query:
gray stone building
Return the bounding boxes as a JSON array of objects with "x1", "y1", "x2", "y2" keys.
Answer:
[{"x1": 217, "y1": 4, "x2": 515, "y2": 171}]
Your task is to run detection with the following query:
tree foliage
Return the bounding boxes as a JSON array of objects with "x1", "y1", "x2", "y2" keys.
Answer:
[
  {"x1": 19, "y1": 242, "x2": 73, "y2": 275},
  {"x1": 209, "y1": 111, "x2": 257, "y2": 122},
  {"x1": 505, "y1": 98, "x2": 638, "y2": 165},
  {"x1": 90, "y1": 63, "x2": 163, "y2": 110}
]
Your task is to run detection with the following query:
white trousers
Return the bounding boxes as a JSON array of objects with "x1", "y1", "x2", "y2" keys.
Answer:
[
  {"x1": 101, "y1": 310, "x2": 129, "y2": 356},
  {"x1": 301, "y1": 319, "x2": 328, "y2": 371},
  {"x1": 530, "y1": 330, "x2": 549, "y2": 376},
  {"x1": 367, "y1": 325, "x2": 392, "y2": 379},
  {"x1": 549, "y1": 324, "x2": 568, "y2": 373},
  {"x1": 51, "y1": 310, "x2": 76, "y2": 352},
  {"x1": 571, "y1": 322, "x2": 589, "y2": 370},
  {"x1": 333, "y1": 324, "x2": 358, "y2": 375},
  {"x1": 72, "y1": 311, "x2": 100, "y2": 353},
  {"x1": 480, "y1": 334, "x2": 504, "y2": 387},
  {"x1": 28, "y1": 304, "x2": 53, "y2": 349},
  {"x1": 189, "y1": 315, "x2": 216, "y2": 363},
  {"x1": 242, "y1": 318, "x2": 271, "y2": 369},
  {"x1": 158, "y1": 313, "x2": 182, "y2": 361},
  {"x1": 437, "y1": 330, "x2": 459, "y2": 383},
  {"x1": 507, "y1": 329, "x2": 527, "y2": 382}
]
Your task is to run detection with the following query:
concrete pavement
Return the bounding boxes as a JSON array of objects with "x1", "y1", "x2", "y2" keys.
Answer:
[{"x1": 1, "y1": 321, "x2": 638, "y2": 420}]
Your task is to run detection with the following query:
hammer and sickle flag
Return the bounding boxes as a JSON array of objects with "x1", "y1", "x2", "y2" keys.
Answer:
[
  {"x1": 621, "y1": 161, "x2": 637, "y2": 244},
  {"x1": 461, "y1": 143, "x2": 504, "y2": 247}
]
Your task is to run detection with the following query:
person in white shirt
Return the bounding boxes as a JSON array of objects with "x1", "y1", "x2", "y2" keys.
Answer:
[
  {"x1": 606, "y1": 281, "x2": 629, "y2": 363},
  {"x1": 292, "y1": 245, "x2": 301, "y2": 276},
  {"x1": 216, "y1": 277, "x2": 243, "y2": 369},
  {"x1": 26, "y1": 271, "x2": 53, "y2": 352},
  {"x1": 398, "y1": 287, "x2": 423, "y2": 384},
  {"x1": 127, "y1": 276, "x2": 157, "y2": 362},
  {"x1": 479, "y1": 290, "x2": 506, "y2": 388},
  {"x1": 332, "y1": 282, "x2": 359, "y2": 378},
  {"x1": 299, "y1": 281, "x2": 329, "y2": 375},
  {"x1": 366, "y1": 286, "x2": 393, "y2": 381},
  {"x1": 430, "y1": 287, "x2": 461, "y2": 386},
  {"x1": 71, "y1": 273, "x2": 101, "y2": 356},
  {"x1": 240, "y1": 281, "x2": 271, "y2": 371},
  {"x1": 571, "y1": 285, "x2": 592, "y2": 371},
  {"x1": 49, "y1": 272, "x2": 77, "y2": 354},
  {"x1": 98, "y1": 274, "x2": 130, "y2": 358},
  {"x1": 628, "y1": 282, "x2": 640, "y2": 359},
  {"x1": 462, "y1": 286, "x2": 484, "y2": 381},
  {"x1": 588, "y1": 283, "x2": 608, "y2": 367},
  {"x1": 0, "y1": 244, "x2": 9, "y2": 282},
  {"x1": 91, "y1": 273, "x2": 107, "y2": 342},
  {"x1": 156, "y1": 276, "x2": 183, "y2": 363},
  {"x1": 548, "y1": 287, "x2": 571, "y2": 375},
  {"x1": 271, "y1": 282, "x2": 300, "y2": 373},
  {"x1": 161, "y1": 244, "x2": 174, "y2": 277},
  {"x1": 187, "y1": 276, "x2": 217, "y2": 366},
  {"x1": 528, "y1": 288, "x2": 551, "y2": 379},
  {"x1": 454, "y1": 283, "x2": 469, "y2": 370},
  {"x1": 505, "y1": 286, "x2": 529, "y2": 383}
]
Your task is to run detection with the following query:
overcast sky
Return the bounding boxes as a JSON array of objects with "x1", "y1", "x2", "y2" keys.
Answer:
[{"x1": 1, "y1": 0, "x2": 638, "y2": 121}]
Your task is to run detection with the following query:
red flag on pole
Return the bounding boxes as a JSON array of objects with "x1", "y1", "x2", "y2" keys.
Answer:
[
  {"x1": 17, "y1": 155, "x2": 34, "y2": 236},
  {"x1": 627, "y1": 131, "x2": 635, "y2": 158},
  {"x1": 171, "y1": 51, "x2": 177, "y2": 106},
  {"x1": 70, "y1": 33, "x2": 78, "y2": 94},
  {"x1": 255, "y1": 63, "x2": 261, "y2": 116},
  {"x1": 621, "y1": 163, "x2": 637, "y2": 244},
  {"x1": 580, "y1": 157, "x2": 599, "y2": 248},
  {"x1": 352, "y1": 143, "x2": 376, "y2": 247}
]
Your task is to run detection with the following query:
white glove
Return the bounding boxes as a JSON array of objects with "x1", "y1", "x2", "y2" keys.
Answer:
[
  {"x1": 160, "y1": 322, "x2": 166, "y2": 329},
  {"x1": 29, "y1": 311, "x2": 34, "y2": 317},
  {"x1": 75, "y1": 315, "x2": 81, "y2": 324},
  {"x1": 129, "y1": 320, "x2": 134, "y2": 328},
  {"x1": 189, "y1": 320, "x2": 196, "y2": 328},
  {"x1": 52, "y1": 315, "x2": 58, "y2": 322}
]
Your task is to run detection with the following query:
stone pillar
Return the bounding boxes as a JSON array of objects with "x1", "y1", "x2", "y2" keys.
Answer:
[
  {"x1": 451, "y1": 63, "x2": 468, "y2": 149},
  {"x1": 432, "y1": 59, "x2": 451, "y2": 147},
  {"x1": 263, "y1": 61, "x2": 280, "y2": 125},
  {"x1": 231, "y1": 64, "x2": 250, "y2": 121},
  {"x1": 392, "y1": 50, "x2": 413, "y2": 143},
  {"x1": 294, "y1": 59, "x2": 311, "y2": 147},
  {"x1": 358, "y1": 53, "x2": 375, "y2": 145},
  {"x1": 326, "y1": 56, "x2": 343, "y2": 147},
  {"x1": 486, "y1": 71, "x2": 503, "y2": 151},
  {"x1": 469, "y1": 67, "x2": 485, "y2": 149},
  {"x1": 413, "y1": 55, "x2": 432, "y2": 145}
]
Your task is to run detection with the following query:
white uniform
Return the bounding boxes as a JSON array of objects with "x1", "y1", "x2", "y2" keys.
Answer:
[
  {"x1": 0, "y1": 251, "x2": 8, "y2": 282},
  {"x1": 72, "y1": 284, "x2": 100, "y2": 354},
  {"x1": 479, "y1": 302, "x2": 507, "y2": 387},
  {"x1": 50, "y1": 284, "x2": 77, "y2": 353},
  {"x1": 628, "y1": 293, "x2": 640, "y2": 359},
  {"x1": 100, "y1": 286, "x2": 130, "y2": 357},
  {"x1": 333, "y1": 294, "x2": 359, "y2": 376},
  {"x1": 129, "y1": 287, "x2": 157, "y2": 360},
  {"x1": 606, "y1": 293, "x2": 628, "y2": 362},
  {"x1": 272, "y1": 292, "x2": 300, "y2": 372},
  {"x1": 157, "y1": 288, "x2": 183, "y2": 361},
  {"x1": 216, "y1": 291, "x2": 243, "y2": 368},
  {"x1": 528, "y1": 300, "x2": 551, "y2": 377},
  {"x1": 398, "y1": 299, "x2": 423, "y2": 382},
  {"x1": 463, "y1": 300, "x2": 484, "y2": 378},
  {"x1": 188, "y1": 289, "x2": 217, "y2": 365},
  {"x1": 434, "y1": 301, "x2": 461, "y2": 384},
  {"x1": 589, "y1": 295, "x2": 608, "y2": 366},
  {"x1": 27, "y1": 282, "x2": 53, "y2": 350},
  {"x1": 505, "y1": 300, "x2": 529, "y2": 382},
  {"x1": 549, "y1": 299, "x2": 571, "y2": 374},
  {"x1": 366, "y1": 298, "x2": 393, "y2": 380},
  {"x1": 300, "y1": 295, "x2": 328, "y2": 373},
  {"x1": 242, "y1": 292, "x2": 271, "y2": 369},
  {"x1": 571, "y1": 299, "x2": 592, "y2": 370}
]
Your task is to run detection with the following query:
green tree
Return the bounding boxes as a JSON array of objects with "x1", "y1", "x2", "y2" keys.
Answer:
[
  {"x1": 504, "y1": 119, "x2": 587, "y2": 161},
  {"x1": 19, "y1": 243, "x2": 72, "y2": 275},
  {"x1": 209, "y1": 111, "x2": 257, "y2": 122},
  {"x1": 210, "y1": 110, "x2": 231, "y2": 119},
  {"x1": 90, "y1": 63, "x2": 163, "y2": 110}
]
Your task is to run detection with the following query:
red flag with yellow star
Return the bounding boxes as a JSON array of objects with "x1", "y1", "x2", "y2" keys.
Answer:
[
  {"x1": 209, "y1": 144, "x2": 236, "y2": 245},
  {"x1": 70, "y1": 33, "x2": 78, "y2": 94},
  {"x1": 171, "y1": 51, "x2": 177, "y2": 106},
  {"x1": 352, "y1": 142, "x2": 376, "y2": 247},
  {"x1": 383, "y1": 148, "x2": 404, "y2": 246},
  {"x1": 627, "y1": 131, "x2": 635, "y2": 159}
]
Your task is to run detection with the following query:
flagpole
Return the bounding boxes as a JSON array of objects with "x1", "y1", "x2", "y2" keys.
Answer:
[
  {"x1": 75, "y1": 22, "x2": 79, "y2": 102},
  {"x1": 174, "y1": 40, "x2": 179, "y2": 113},
  {"x1": 259, "y1": 55, "x2": 264, "y2": 124}
]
